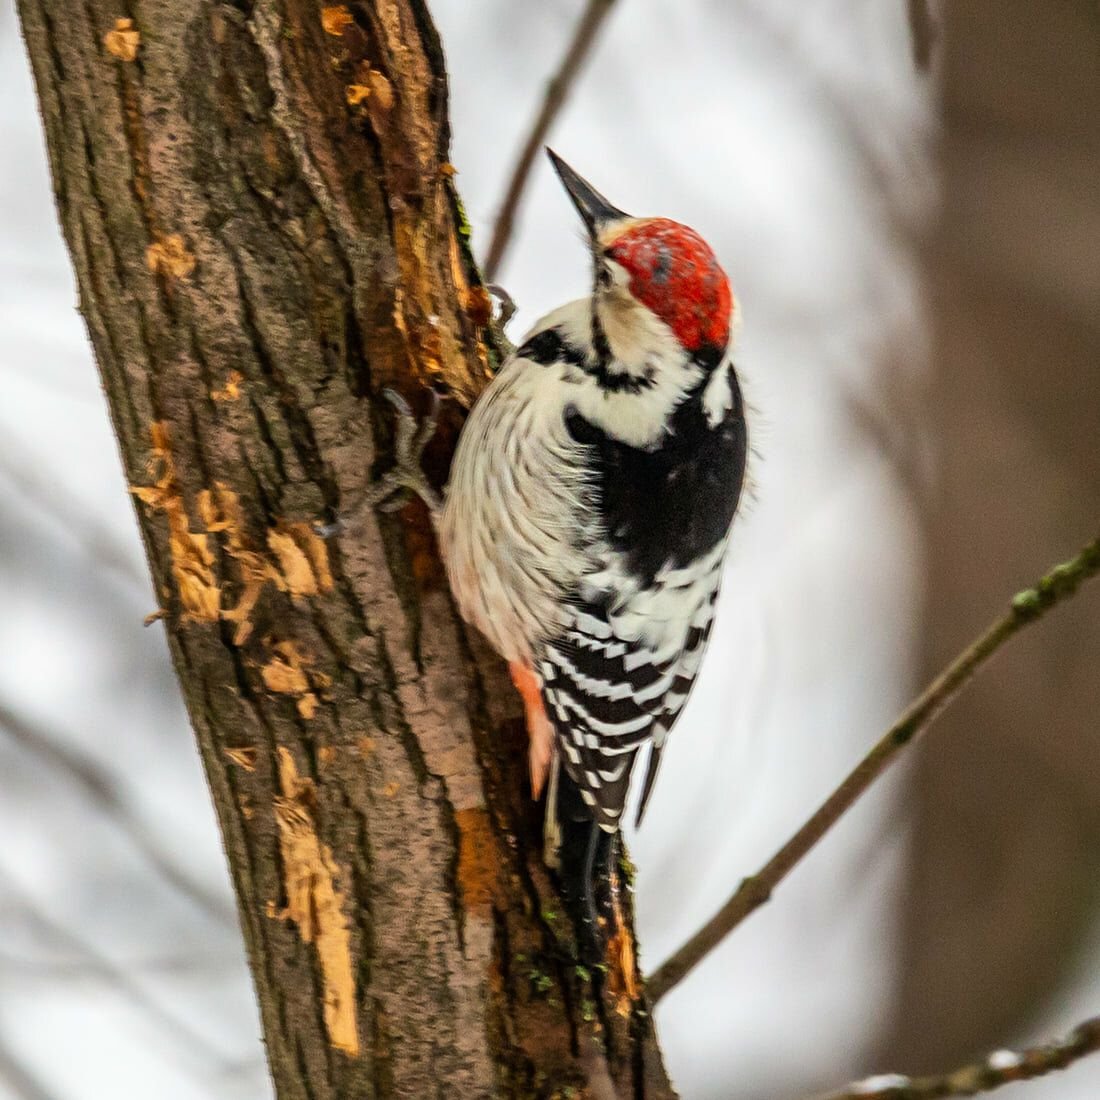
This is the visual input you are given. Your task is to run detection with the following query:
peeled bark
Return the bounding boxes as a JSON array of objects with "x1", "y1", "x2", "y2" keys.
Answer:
[{"x1": 16, "y1": 2, "x2": 674, "y2": 1096}]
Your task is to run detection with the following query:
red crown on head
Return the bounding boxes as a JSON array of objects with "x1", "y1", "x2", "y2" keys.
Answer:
[{"x1": 605, "y1": 219, "x2": 733, "y2": 354}]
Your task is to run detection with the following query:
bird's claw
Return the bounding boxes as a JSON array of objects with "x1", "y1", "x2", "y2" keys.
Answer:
[
  {"x1": 313, "y1": 388, "x2": 443, "y2": 538},
  {"x1": 314, "y1": 518, "x2": 343, "y2": 539},
  {"x1": 366, "y1": 387, "x2": 443, "y2": 518},
  {"x1": 487, "y1": 284, "x2": 517, "y2": 329},
  {"x1": 487, "y1": 285, "x2": 518, "y2": 360}
]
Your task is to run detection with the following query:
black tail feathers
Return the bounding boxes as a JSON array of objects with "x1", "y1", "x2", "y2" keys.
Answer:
[{"x1": 552, "y1": 766, "x2": 618, "y2": 963}]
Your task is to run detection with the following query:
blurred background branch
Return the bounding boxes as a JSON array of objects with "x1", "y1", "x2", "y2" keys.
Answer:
[
  {"x1": 0, "y1": 699, "x2": 235, "y2": 925},
  {"x1": 482, "y1": 0, "x2": 618, "y2": 280},
  {"x1": 0, "y1": 449, "x2": 146, "y2": 590},
  {"x1": 814, "y1": 1015, "x2": 1100, "y2": 1100},
  {"x1": 0, "y1": 865, "x2": 239, "y2": 1075},
  {"x1": 905, "y1": 0, "x2": 938, "y2": 73},
  {"x1": 649, "y1": 532, "x2": 1100, "y2": 1002},
  {"x1": 0, "y1": 1028, "x2": 60, "y2": 1100}
]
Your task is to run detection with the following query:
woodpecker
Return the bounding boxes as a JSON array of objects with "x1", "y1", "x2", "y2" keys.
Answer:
[{"x1": 376, "y1": 150, "x2": 747, "y2": 921}]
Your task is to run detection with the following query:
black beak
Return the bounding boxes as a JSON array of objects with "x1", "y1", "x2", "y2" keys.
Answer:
[{"x1": 546, "y1": 149, "x2": 627, "y2": 237}]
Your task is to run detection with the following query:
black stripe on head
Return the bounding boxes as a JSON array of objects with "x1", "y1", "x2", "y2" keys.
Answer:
[
  {"x1": 588, "y1": 360, "x2": 657, "y2": 394},
  {"x1": 590, "y1": 302, "x2": 612, "y2": 369},
  {"x1": 517, "y1": 326, "x2": 658, "y2": 394},
  {"x1": 517, "y1": 328, "x2": 586, "y2": 367}
]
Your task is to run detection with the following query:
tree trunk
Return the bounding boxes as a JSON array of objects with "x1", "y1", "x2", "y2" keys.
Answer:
[{"x1": 15, "y1": 2, "x2": 674, "y2": 1096}]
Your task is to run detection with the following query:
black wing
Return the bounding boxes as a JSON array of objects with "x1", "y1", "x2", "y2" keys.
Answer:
[
  {"x1": 540, "y1": 580, "x2": 721, "y2": 830},
  {"x1": 542, "y1": 363, "x2": 748, "y2": 829}
]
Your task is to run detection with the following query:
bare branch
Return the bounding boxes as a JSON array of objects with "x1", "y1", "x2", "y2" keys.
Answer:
[
  {"x1": 0, "y1": 449, "x2": 146, "y2": 590},
  {"x1": 0, "y1": 1027, "x2": 62, "y2": 1100},
  {"x1": 811, "y1": 1015, "x2": 1100, "y2": 1099},
  {"x1": 0, "y1": 699, "x2": 236, "y2": 925},
  {"x1": 0, "y1": 942, "x2": 241, "y2": 976},
  {"x1": 906, "y1": 0, "x2": 938, "y2": 73},
  {"x1": 482, "y1": 0, "x2": 618, "y2": 281},
  {"x1": 648, "y1": 531, "x2": 1100, "y2": 1003},
  {"x1": 0, "y1": 866, "x2": 238, "y2": 1075}
]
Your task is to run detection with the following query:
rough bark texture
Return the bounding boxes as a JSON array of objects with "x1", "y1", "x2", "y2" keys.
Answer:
[{"x1": 16, "y1": 2, "x2": 675, "y2": 1097}]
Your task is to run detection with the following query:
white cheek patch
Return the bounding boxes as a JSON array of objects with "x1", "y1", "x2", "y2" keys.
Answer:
[
  {"x1": 438, "y1": 342, "x2": 596, "y2": 662},
  {"x1": 532, "y1": 296, "x2": 703, "y2": 451},
  {"x1": 585, "y1": 302, "x2": 702, "y2": 450},
  {"x1": 605, "y1": 257, "x2": 632, "y2": 290}
]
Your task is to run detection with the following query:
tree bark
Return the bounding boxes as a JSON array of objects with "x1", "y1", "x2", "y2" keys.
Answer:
[{"x1": 15, "y1": 2, "x2": 674, "y2": 1096}]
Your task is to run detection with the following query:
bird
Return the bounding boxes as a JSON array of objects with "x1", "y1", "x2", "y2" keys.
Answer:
[{"x1": 374, "y1": 150, "x2": 748, "y2": 934}]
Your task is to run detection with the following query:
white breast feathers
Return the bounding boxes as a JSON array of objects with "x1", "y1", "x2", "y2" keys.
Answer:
[{"x1": 438, "y1": 341, "x2": 593, "y2": 663}]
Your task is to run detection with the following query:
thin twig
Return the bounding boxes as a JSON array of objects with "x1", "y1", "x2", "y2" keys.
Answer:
[
  {"x1": 482, "y1": 0, "x2": 618, "y2": 281},
  {"x1": 0, "y1": 699, "x2": 236, "y2": 925},
  {"x1": 0, "y1": 449, "x2": 146, "y2": 590},
  {"x1": 906, "y1": 0, "x2": 938, "y2": 73},
  {"x1": 811, "y1": 1015, "x2": 1100, "y2": 1099},
  {"x1": 0, "y1": 1026, "x2": 61, "y2": 1100},
  {"x1": 0, "y1": 944, "x2": 241, "y2": 976},
  {"x1": 0, "y1": 865, "x2": 238, "y2": 1074},
  {"x1": 648, "y1": 531, "x2": 1100, "y2": 1003}
]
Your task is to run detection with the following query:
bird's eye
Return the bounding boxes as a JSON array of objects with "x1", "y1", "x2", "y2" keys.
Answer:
[{"x1": 597, "y1": 265, "x2": 612, "y2": 289}]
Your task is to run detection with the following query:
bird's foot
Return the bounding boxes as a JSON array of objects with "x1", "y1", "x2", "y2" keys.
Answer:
[
  {"x1": 488, "y1": 283, "x2": 517, "y2": 328},
  {"x1": 315, "y1": 388, "x2": 442, "y2": 539},
  {"x1": 488, "y1": 283, "x2": 518, "y2": 360},
  {"x1": 369, "y1": 387, "x2": 443, "y2": 516}
]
